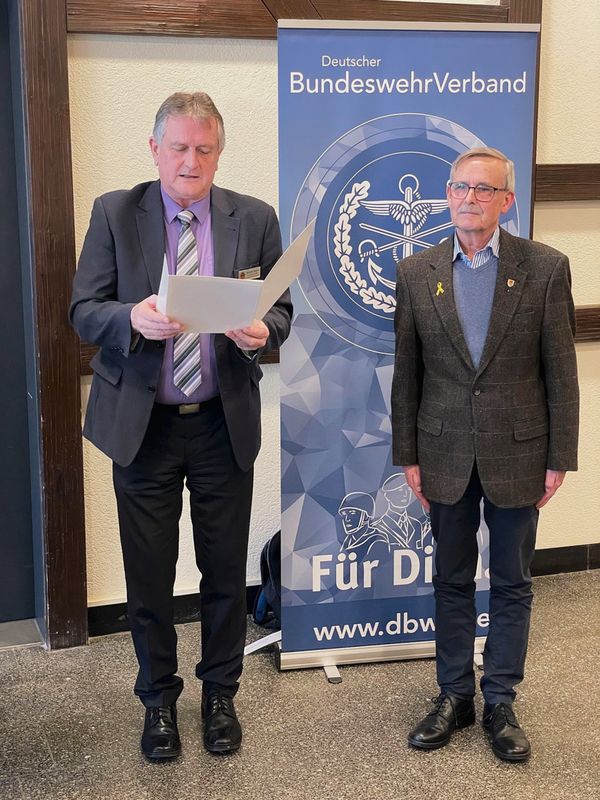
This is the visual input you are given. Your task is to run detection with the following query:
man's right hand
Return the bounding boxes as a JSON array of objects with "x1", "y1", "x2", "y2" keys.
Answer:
[
  {"x1": 130, "y1": 295, "x2": 184, "y2": 340},
  {"x1": 403, "y1": 464, "x2": 430, "y2": 513}
]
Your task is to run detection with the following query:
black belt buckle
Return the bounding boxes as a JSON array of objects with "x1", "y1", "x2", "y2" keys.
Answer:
[{"x1": 179, "y1": 403, "x2": 200, "y2": 415}]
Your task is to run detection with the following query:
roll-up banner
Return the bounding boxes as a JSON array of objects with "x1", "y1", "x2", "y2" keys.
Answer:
[{"x1": 278, "y1": 21, "x2": 539, "y2": 669}]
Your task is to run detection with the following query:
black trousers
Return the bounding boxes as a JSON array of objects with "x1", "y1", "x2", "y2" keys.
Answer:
[
  {"x1": 112, "y1": 399, "x2": 253, "y2": 708},
  {"x1": 430, "y1": 465, "x2": 538, "y2": 705}
]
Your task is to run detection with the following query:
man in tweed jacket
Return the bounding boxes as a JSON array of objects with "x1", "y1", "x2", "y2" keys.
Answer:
[{"x1": 392, "y1": 147, "x2": 579, "y2": 762}]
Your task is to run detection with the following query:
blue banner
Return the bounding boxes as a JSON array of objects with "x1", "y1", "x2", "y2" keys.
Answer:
[{"x1": 279, "y1": 22, "x2": 538, "y2": 659}]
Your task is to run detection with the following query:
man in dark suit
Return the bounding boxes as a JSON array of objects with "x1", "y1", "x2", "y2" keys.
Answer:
[
  {"x1": 70, "y1": 92, "x2": 292, "y2": 760},
  {"x1": 392, "y1": 147, "x2": 578, "y2": 762}
]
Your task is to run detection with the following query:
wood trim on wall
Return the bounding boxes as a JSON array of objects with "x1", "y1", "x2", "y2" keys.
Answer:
[
  {"x1": 535, "y1": 164, "x2": 600, "y2": 202},
  {"x1": 66, "y1": 0, "x2": 532, "y2": 37},
  {"x1": 67, "y1": 0, "x2": 278, "y2": 38},
  {"x1": 575, "y1": 307, "x2": 600, "y2": 343},
  {"x1": 17, "y1": 0, "x2": 87, "y2": 649},
  {"x1": 261, "y1": 0, "x2": 320, "y2": 20},
  {"x1": 64, "y1": 0, "x2": 555, "y2": 37},
  {"x1": 502, "y1": 0, "x2": 542, "y2": 25},
  {"x1": 309, "y1": 1, "x2": 507, "y2": 24}
]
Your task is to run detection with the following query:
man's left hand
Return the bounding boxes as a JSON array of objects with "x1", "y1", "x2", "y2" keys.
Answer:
[
  {"x1": 225, "y1": 319, "x2": 269, "y2": 351},
  {"x1": 536, "y1": 469, "x2": 566, "y2": 509}
]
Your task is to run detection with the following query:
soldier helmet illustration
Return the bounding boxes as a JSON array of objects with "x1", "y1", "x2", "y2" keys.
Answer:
[{"x1": 338, "y1": 492, "x2": 376, "y2": 533}]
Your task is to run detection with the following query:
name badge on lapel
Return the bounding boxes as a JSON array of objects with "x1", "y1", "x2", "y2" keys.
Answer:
[{"x1": 235, "y1": 265, "x2": 261, "y2": 280}]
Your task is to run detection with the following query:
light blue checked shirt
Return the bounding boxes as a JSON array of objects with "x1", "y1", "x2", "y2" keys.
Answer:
[{"x1": 453, "y1": 226, "x2": 500, "y2": 269}]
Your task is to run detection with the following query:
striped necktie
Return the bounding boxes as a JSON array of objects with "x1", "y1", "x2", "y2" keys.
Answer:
[{"x1": 173, "y1": 209, "x2": 202, "y2": 396}]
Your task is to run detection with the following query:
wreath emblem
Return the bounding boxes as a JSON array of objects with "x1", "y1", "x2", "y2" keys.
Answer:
[{"x1": 332, "y1": 181, "x2": 396, "y2": 314}]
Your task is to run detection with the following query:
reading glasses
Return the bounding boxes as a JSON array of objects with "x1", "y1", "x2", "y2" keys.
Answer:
[{"x1": 447, "y1": 181, "x2": 509, "y2": 202}]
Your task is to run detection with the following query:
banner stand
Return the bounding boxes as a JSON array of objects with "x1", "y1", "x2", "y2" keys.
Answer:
[
  {"x1": 278, "y1": 19, "x2": 539, "y2": 671},
  {"x1": 277, "y1": 637, "x2": 486, "y2": 671},
  {"x1": 243, "y1": 629, "x2": 485, "y2": 678}
]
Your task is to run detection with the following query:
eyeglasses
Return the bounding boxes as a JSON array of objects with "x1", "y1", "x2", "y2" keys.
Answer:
[{"x1": 447, "y1": 181, "x2": 508, "y2": 202}]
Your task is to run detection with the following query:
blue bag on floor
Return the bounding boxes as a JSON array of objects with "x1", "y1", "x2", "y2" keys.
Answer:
[{"x1": 252, "y1": 531, "x2": 281, "y2": 629}]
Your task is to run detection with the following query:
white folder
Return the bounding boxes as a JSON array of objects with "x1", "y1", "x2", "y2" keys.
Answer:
[{"x1": 156, "y1": 219, "x2": 315, "y2": 333}]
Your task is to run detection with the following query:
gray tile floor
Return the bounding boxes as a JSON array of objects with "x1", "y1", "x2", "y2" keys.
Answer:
[{"x1": 1, "y1": 571, "x2": 598, "y2": 800}]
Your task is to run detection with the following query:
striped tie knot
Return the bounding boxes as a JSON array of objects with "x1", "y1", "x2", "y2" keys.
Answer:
[{"x1": 177, "y1": 209, "x2": 195, "y2": 228}]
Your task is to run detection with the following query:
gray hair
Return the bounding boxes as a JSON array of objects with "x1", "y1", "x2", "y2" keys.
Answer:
[
  {"x1": 450, "y1": 147, "x2": 515, "y2": 193},
  {"x1": 152, "y1": 91, "x2": 225, "y2": 152}
]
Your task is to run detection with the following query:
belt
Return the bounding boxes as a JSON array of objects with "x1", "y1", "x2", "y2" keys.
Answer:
[{"x1": 155, "y1": 396, "x2": 221, "y2": 415}]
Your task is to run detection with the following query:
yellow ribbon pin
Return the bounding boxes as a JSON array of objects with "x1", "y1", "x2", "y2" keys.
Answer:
[{"x1": 436, "y1": 281, "x2": 444, "y2": 296}]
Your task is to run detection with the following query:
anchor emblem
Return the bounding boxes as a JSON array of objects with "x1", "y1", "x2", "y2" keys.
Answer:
[
  {"x1": 331, "y1": 171, "x2": 453, "y2": 316},
  {"x1": 356, "y1": 175, "x2": 452, "y2": 290}
]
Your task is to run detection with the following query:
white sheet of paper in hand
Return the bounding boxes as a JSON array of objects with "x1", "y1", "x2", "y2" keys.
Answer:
[
  {"x1": 155, "y1": 219, "x2": 315, "y2": 333},
  {"x1": 156, "y1": 256, "x2": 263, "y2": 333}
]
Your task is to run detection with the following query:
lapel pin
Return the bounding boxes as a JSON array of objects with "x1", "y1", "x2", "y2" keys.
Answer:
[
  {"x1": 436, "y1": 281, "x2": 444, "y2": 296},
  {"x1": 507, "y1": 278, "x2": 515, "y2": 288}
]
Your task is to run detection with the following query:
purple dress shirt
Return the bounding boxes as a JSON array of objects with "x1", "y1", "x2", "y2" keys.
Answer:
[{"x1": 156, "y1": 186, "x2": 219, "y2": 404}]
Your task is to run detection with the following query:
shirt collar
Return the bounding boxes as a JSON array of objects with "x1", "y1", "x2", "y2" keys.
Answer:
[
  {"x1": 453, "y1": 226, "x2": 500, "y2": 263},
  {"x1": 160, "y1": 185, "x2": 211, "y2": 225}
]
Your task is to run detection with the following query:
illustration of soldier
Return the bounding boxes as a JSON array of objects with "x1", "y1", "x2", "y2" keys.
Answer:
[
  {"x1": 337, "y1": 492, "x2": 392, "y2": 560},
  {"x1": 373, "y1": 473, "x2": 431, "y2": 550}
]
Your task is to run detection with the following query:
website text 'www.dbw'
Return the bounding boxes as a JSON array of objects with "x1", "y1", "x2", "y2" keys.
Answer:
[
  {"x1": 313, "y1": 610, "x2": 490, "y2": 643},
  {"x1": 313, "y1": 612, "x2": 435, "y2": 643}
]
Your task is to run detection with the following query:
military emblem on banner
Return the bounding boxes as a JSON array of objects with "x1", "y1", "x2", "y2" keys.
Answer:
[
  {"x1": 291, "y1": 114, "x2": 520, "y2": 355},
  {"x1": 332, "y1": 170, "x2": 451, "y2": 318}
]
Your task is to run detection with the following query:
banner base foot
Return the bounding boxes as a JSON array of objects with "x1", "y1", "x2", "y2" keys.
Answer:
[{"x1": 323, "y1": 664, "x2": 342, "y2": 684}]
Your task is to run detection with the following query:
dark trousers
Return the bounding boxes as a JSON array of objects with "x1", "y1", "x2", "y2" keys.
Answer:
[
  {"x1": 430, "y1": 465, "x2": 538, "y2": 705},
  {"x1": 112, "y1": 399, "x2": 253, "y2": 708}
]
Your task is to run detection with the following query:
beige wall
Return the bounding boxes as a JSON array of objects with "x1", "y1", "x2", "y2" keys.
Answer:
[
  {"x1": 68, "y1": 0, "x2": 600, "y2": 606},
  {"x1": 69, "y1": 35, "x2": 282, "y2": 604},
  {"x1": 534, "y1": 0, "x2": 600, "y2": 542}
]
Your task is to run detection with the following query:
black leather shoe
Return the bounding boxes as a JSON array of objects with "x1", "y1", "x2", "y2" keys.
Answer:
[
  {"x1": 483, "y1": 702, "x2": 531, "y2": 762},
  {"x1": 408, "y1": 693, "x2": 475, "y2": 750},
  {"x1": 141, "y1": 704, "x2": 181, "y2": 760},
  {"x1": 202, "y1": 691, "x2": 242, "y2": 754}
]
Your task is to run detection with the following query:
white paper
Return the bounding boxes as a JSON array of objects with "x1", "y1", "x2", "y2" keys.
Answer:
[
  {"x1": 255, "y1": 218, "x2": 315, "y2": 320},
  {"x1": 156, "y1": 219, "x2": 315, "y2": 333}
]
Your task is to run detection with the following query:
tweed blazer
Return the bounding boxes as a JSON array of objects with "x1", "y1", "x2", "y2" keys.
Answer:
[
  {"x1": 392, "y1": 229, "x2": 579, "y2": 508},
  {"x1": 70, "y1": 181, "x2": 292, "y2": 469}
]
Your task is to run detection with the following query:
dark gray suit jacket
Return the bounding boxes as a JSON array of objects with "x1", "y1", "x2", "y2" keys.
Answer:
[
  {"x1": 70, "y1": 180, "x2": 292, "y2": 469},
  {"x1": 392, "y1": 229, "x2": 579, "y2": 508}
]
